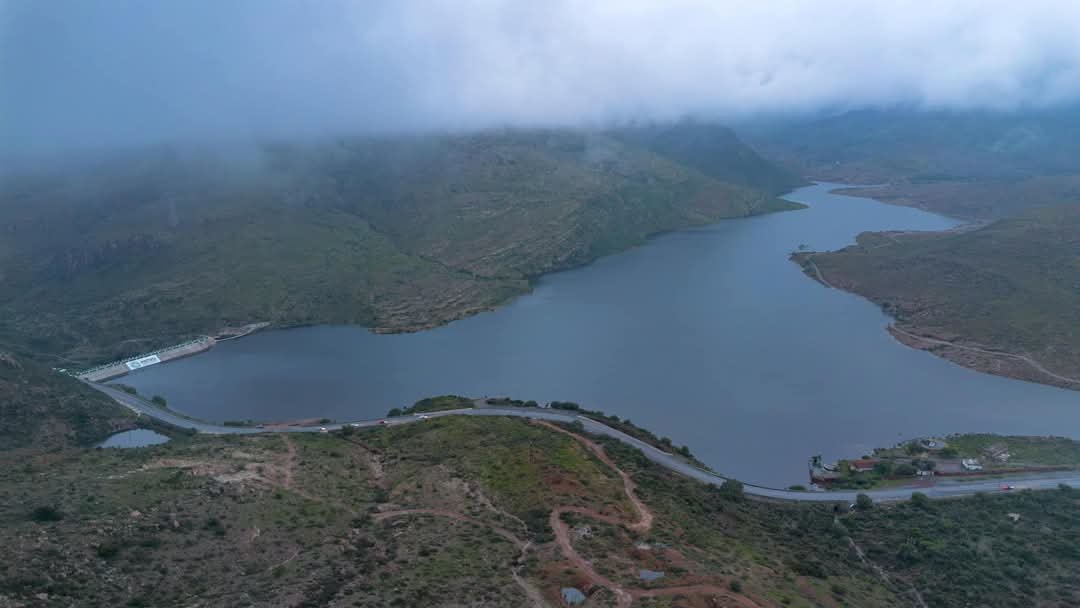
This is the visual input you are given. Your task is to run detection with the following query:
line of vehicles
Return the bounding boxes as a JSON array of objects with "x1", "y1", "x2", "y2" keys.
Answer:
[{"x1": 319, "y1": 412, "x2": 432, "y2": 433}]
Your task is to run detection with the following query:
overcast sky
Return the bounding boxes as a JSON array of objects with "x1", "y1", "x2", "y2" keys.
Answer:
[{"x1": 3, "y1": 0, "x2": 1080, "y2": 155}]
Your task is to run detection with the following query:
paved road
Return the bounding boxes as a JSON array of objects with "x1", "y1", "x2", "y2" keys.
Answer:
[{"x1": 92, "y1": 382, "x2": 1080, "y2": 503}]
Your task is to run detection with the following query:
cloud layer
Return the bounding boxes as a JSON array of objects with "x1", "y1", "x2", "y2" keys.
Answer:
[{"x1": 4, "y1": 0, "x2": 1080, "y2": 154}]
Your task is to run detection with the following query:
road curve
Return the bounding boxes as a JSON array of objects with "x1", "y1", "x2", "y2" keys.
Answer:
[{"x1": 91, "y1": 382, "x2": 1080, "y2": 503}]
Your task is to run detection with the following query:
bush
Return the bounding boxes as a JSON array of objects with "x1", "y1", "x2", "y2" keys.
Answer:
[
  {"x1": 855, "y1": 493, "x2": 873, "y2": 510},
  {"x1": 719, "y1": 479, "x2": 745, "y2": 501},
  {"x1": 910, "y1": 492, "x2": 931, "y2": 510},
  {"x1": 386, "y1": 408, "x2": 403, "y2": 417},
  {"x1": 30, "y1": 506, "x2": 63, "y2": 522},
  {"x1": 96, "y1": 541, "x2": 123, "y2": 559},
  {"x1": 549, "y1": 401, "x2": 581, "y2": 411},
  {"x1": 729, "y1": 579, "x2": 743, "y2": 593},
  {"x1": 151, "y1": 395, "x2": 167, "y2": 407},
  {"x1": 894, "y1": 463, "x2": 918, "y2": 476}
]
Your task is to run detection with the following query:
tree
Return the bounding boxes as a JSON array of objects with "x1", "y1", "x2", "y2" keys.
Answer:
[
  {"x1": 873, "y1": 461, "x2": 894, "y2": 477},
  {"x1": 151, "y1": 395, "x2": 167, "y2": 407},
  {"x1": 387, "y1": 407, "x2": 403, "y2": 417},
  {"x1": 855, "y1": 493, "x2": 873, "y2": 510},
  {"x1": 719, "y1": 479, "x2": 744, "y2": 501},
  {"x1": 910, "y1": 492, "x2": 931, "y2": 510},
  {"x1": 30, "y1": 506, "x2": 63, "y2": 522},
  {"x1": 894, "y1": 463, "x2": 917, "y2": 476}
]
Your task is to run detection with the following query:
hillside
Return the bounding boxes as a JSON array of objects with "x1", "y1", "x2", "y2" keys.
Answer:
[
  {"x1": 0, "y1": 353, "x2": 134, "y2": 452},
  {"x1": 834, "y1": 175, "x2": 1080, "y2": 221},
  {"x1": 747, "y1": 107, "x2": 1080, "y2": 219},
  {"x1": 794, "y1": 205, "x2": 1080, "y2": 388},
  {"x1": 0, "y1": 128, "x2": 802, "y2": 366},
  {"x1": 2, "y1": 389, "x2": 1079, "y2": 607}
]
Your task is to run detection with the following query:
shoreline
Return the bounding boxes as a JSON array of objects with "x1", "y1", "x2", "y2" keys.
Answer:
[
  {"x1": 793, "y1": 249, "x2": 1079, "y2": 392},
  {"x1": 791, "y1": 185, "x2": 1080, "y2": 393},
  {"x1": 90, "y1": 198, "x2": 806, "y2": 363}
]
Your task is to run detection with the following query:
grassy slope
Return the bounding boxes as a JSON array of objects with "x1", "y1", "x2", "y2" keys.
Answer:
[
  {"x1": 0, "y1": 353, "x2": 134, "y2": 452},
  {"x1": 943, "y1": 434, "x2": 1080, "y2": 467},
  {"x1": 801, "y1": 205, "x2": 1080, "y2": 383},
  {"x1": 0, "y1": 368, "x2": 1075, "y2": 607},
  {"x1": 834, "y1": 175, "x2": 1080, "y2": 221},
  {"x1": 2, "y1": 400, "x2": 1079, "y2": 607},
  {"x1": 747, "y1": 107, "x2": 1080, "y2": 219},
  {"x1": 0, "y1": 128, "x2": 801, "y2": 366}
]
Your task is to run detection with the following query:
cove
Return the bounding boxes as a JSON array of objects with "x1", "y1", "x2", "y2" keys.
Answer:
[{"x1": 117, "y1": 183, "x2": 1080, "y2": 487}]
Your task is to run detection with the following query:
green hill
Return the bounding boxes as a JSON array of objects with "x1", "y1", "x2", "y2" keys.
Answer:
[
  {"x1": 747, "y1": 107, "x2": 1080, "y2": 219},
  {"x1": 0, "y1": 353, "x2": 133, "y2": 451},
  {"x1": 0, "y1": 128, "x2": 801, "y2": 366},
  {"x1": 1, "y1": 388, "x2": 1078, "y2": 606},
  {"x1": 796, "y1": 204, "x2": 1080, "y2": 388}
]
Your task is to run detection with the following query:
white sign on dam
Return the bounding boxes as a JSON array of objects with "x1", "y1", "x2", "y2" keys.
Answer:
[{"x1": 125, "y1": 355, "x2": 162, "y2": 371}]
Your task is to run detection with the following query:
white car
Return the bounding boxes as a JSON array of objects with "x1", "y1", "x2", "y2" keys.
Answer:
[{"x1": 417, "y1": 414, "x2": 431, "y2": 420}]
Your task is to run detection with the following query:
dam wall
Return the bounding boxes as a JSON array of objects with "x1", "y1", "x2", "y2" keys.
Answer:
[{"x1": 76, "y1": 337, "x2": 214, "y2": 382}]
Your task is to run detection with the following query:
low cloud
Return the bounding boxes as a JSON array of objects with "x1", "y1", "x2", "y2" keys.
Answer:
[{"x1": 4, "y1": 0, "x2": 1080, "y2": 155}]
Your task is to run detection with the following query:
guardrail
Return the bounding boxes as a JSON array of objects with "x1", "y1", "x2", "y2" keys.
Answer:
[{"x1": 74, "y1": 336, "x2": 213, "y2": 378}]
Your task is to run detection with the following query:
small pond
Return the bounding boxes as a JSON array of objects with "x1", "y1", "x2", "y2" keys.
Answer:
[{"x1": 97, "y1": 429, "x2": 171, "y2": 449}]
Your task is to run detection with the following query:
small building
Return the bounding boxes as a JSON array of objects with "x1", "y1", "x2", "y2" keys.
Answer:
[
  {"x1": 984, "y1": 444, "x2": 1011, "y2": 462},
  {"x1": 850, "y1": 459, "x2": 876, "y2": 473},
  {"x1": 961, "y1": 458, "x2": 983, "y2": 471}
]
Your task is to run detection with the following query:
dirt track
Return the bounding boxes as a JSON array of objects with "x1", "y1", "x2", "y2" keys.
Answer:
[{"x1": 375, "y1": 420, "x2": 763, "y2": 607}]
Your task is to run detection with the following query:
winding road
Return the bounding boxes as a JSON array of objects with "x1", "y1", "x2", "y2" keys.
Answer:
[{"x1": 92, "y1": 382, "x2": 1080, "y2": 503}]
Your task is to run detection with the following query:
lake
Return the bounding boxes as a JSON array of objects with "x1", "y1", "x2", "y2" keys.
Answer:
[{"x1": 117, "y1": 183, "x2": 1080, "y2": 487}]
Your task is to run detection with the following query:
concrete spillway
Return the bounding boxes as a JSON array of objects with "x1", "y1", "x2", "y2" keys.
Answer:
[{"x1": 76, "y1": 337, "x2": 214, "y2": 382}]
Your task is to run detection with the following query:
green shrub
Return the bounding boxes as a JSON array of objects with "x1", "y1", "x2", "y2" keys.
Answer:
[
  {"x1": 30, "y1": 506, "x2": 63, "y2": 522},
  {"x1": 719, "y1": 479, "x2": 744, "y2": 501}
]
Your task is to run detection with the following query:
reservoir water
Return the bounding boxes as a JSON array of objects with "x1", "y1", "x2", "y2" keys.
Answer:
[{"x1": 118, "y1": 183, "x2": 1080, "y2": 487}]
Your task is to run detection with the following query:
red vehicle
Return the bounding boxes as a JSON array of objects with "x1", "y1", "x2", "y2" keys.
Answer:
[{"x1": 1000, "y1": 484, "x2": 1015, "y2": 491}]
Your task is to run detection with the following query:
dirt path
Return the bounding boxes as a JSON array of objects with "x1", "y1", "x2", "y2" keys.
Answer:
[
  {"x1": 534, "y1": 420, "x2": 762, "y2": 608},
  {"x1": 533, "y1": 420, "x2": 652, "y2": 532},
  {"x1": 374, "y1": 421, "x2": 761, "y2": 608},
  {"x1": 891, "y1": 325, "x2": 1080, "y2": 386},
  {"x1": 280, "y1": 435, "x2": 297, "y2": 489},
  {"x1": 805, "y1": 257, "x2": 835, "y2": 289},
  {"x1": 374, "y1": 509, "x2": 550, "y2": 607},
  {"x1": 848, "y1": 536, "x2": 927, "y2": 608},
  {"x1": 633, "y1": 584, "x2": 764, "y2": 607}
]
